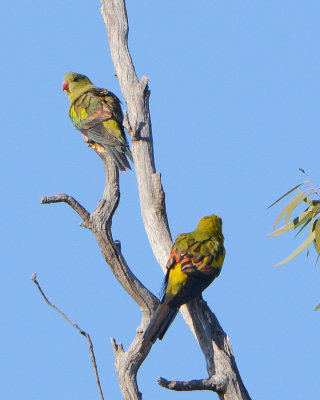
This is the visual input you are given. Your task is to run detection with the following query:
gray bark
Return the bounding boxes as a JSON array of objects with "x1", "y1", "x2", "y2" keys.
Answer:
[
  {"x1": 42, "y1": 1, "x2": 252, "y2": 399},
  {"x1": 100, "y1": 1, "x2": 251, "y2": 399}
]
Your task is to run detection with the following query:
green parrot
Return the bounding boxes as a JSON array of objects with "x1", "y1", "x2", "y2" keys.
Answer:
[
  {"x1": 144, "y1": 214, "x2": 225, "y2": 344},
  {"x1": 62, "y1": 71, "x2": 133, "y2": 171}
]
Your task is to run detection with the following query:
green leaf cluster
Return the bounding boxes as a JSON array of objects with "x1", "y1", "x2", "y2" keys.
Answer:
[{"x1": 269, "y1": 181, "x2": 320, "y2": 267}]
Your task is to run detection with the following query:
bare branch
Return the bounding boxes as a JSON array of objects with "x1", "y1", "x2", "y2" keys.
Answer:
[
  {"x1": 101, "y1": 1, "x2": 251, "y2": 399},
  {"x1": 41, "y1": 149, "x2": 156, "y2": 312},
  {"x1": 32, "y1": 273, "x2": 104, "y2": 400},
  {"x1": 41, "y1": 194, "x2": 90, "y2": 223},
  {"x1": 39, "y1": 2, "x2": 251, "y2": 399},
  {"x1": 101, "y1": 0, "x2": 172, "y2": 269},
  {"x1": 110, "y1": 336, "x2": 154, "y2": 400},
  {"x1": 158, "y1": 376, "x2": 221, "y2": 393},
  {"x1": 186, "y1": 298, "x2": 251, "y2": 399},
  {"x1": 40, "y1": 150, "x2": 158, "y2": 400}
]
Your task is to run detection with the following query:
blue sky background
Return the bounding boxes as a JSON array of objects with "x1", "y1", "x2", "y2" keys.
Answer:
[{"x1": 2, "y1": 1, "x2": 320, "y2": 399}]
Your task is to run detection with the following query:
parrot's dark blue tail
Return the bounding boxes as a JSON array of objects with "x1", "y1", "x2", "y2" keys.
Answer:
[{"x1": 143, "y1": 304, "x2": 179, "y2": 344}]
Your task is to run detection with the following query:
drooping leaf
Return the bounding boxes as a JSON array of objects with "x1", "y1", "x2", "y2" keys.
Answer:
[
  {"x1": 310, "y1": 202, "x2": 320, "y2": 214},
  {"x1": 284, "y1": 190, "x2": 309, "y2": 224},
  {"x1": 294, "y1": 218, "x2": 312, "y2": 237},
  {"x1": 271, "y1": 189, "x2": 306, "y2": 231},
  {"x1": 269, "y1": 210, "x2": 313, "y2": 237},
  {"x1": 304, "y1": 197, "x2": 320, "y2": 206},
  {"x1": 275, "y1": 230, "x2": 316, "y2": 267},
  {"x1": 267, "y1": 183, "x2": 304, "y2": 210},
  {"x1": 314, "y1": 303, "x2": 320, "y2": 311},
  {"x1": 313, "y1": 219, "x2": 320, "y2": 257}
]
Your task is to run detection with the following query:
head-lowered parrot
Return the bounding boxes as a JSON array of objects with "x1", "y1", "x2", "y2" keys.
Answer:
[
  {"x1": 144, "y1": 214, "x2": 225, "y2": 344},
  {"x1": 62, "y1": 71, "x2": 133, "y2": 171}
]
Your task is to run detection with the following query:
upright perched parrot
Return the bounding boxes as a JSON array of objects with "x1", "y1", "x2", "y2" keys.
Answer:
[
  {"x1": 62, "y1": 71, "x2": 133, "y2": 171},
  {"x1": 144, "y1": 214, "x2": 225, "y2": 344}
]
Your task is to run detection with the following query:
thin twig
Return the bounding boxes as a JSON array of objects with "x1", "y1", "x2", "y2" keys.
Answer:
[
  {"x1": 32, "y1": 273, "x2": 104, "y2": 400},
  {"x1": 299, "y1": 168, "x2": 320, "y2": 200}
]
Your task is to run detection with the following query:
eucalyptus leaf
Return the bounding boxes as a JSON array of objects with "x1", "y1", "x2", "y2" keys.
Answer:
[
  {"x1": 313, "y1": 219, "x2": 320, "y2": 257},
  {"x1": 284, "y1": 190, "x2": 308, "y2": 224},
  {"x1": 294, "y1": 218, "x2": 312, "y2": 237},
  {"x1": 310, "y1": 202, "x2": 320, "y2": 214},
  {"x1": 275, "y1": 230, "x2": 316, "y2": 267},
  {"x1": 269, "y1": 210, "x2": 313, "y2": 237},
  {"x1": 304, "y1": 198, "x2": 320, "y2": 206},
  {"x1": 268, "y1": 183, "x2": 303, "y2": 210}
]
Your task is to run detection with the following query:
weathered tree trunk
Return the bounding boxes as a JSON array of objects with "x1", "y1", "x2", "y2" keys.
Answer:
[
  {"x1": 41, "y1": 1, "x2": 252, "y2": 399},
  {"x1": 100, "y1": 1, "x2": 251, "y2": 399}
]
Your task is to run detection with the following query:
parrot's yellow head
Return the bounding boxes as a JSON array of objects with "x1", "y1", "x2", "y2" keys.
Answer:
[
  {"x1": 62, "y1": 71, "x2": 93, "y2": 103},
  {"x1": 196, "y1": 215, "x2": 223, "y2": 236}
]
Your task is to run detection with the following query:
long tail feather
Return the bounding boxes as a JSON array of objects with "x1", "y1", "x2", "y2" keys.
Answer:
[
  {"x1": 106, "y1": 146, "x2": 131, "y2": 171},
  {"x1": 144, "y1": 304, "x2": 179, "y2": 344},
  {"x1": 125, "y1": 146, "x2": 134, "y2": 163}
]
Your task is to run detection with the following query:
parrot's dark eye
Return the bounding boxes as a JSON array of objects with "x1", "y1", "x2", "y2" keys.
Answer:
[{"x1": 73, "y1": 77, "x2": 79, "y2": 82}]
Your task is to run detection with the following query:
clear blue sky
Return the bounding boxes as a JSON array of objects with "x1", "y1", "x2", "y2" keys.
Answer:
[{"x1": 2, "y1": 1, "x2": 320, "y2": 399}]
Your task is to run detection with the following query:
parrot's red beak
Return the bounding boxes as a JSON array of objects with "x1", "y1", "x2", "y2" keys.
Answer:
[{"x1": 62, "y1": 81, "x2": 69, "y2": 92}]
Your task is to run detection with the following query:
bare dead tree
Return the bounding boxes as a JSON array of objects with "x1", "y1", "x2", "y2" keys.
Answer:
[{"x1": 39, "y1": 1, "x2": 252, "y2": 399}]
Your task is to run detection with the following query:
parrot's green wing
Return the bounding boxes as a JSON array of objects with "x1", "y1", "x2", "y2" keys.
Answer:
[
  {"x1": 161, "y1": 230, "x2": 225, "y2": 308},
  {"x1": 69, "y1": 88, "x2": 132, "y2": 171},
  {"x1": 70, "y1": 88, "x2": 122, "y2": 128},
  {"x1": 144, "y1": 215, "x2": 225, "y2": 343},
  {"x1": 169, "y1": 231, "x2": 225, "y2": 277}
]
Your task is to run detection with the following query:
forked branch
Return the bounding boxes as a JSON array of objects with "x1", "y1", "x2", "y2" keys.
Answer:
[
  {"x1": 100, "y1": 1, "x2": 251, "y2": 399},
  {"x1": 39, "y1": 1, "x2": 251, "y2": 399},
  {"x1": 41, "y1": 151, "x2": 157, "y2": 313},
  {"x1": 41, "y1": 150, "x2": 159, "y2": 400}
]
